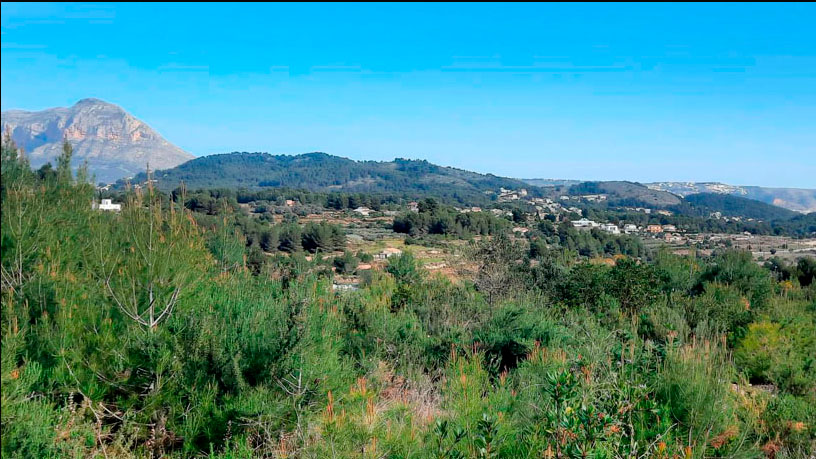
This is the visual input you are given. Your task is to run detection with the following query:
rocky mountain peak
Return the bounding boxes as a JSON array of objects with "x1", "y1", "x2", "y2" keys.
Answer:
[{"x1": 1, "y1": 99, "x2": 193, "y2": 183}]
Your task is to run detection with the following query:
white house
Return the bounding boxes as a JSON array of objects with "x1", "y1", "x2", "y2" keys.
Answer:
[
  {"x1": 572, "y1": 218, "x2": 599, "y2": 228},
  {"x1": 374, "y1": 247, "x2": 403, "y2": 260},
  {"x1": 353, "y1": 207, "x2": 372, "y2": 217},
  {"x1": 93, "y1": 199, "x2": 121, "y2": 212},
  {"x1": 623, "y1": 224, "x2": 638, "y2": 234},
  {"x1": 600, "y1": 223, "x2": 620, "y2": 234}
]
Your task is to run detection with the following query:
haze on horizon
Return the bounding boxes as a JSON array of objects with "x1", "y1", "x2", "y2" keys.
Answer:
[{"x1": 1, "y1": 2, "x2": 814, "y2": 188}]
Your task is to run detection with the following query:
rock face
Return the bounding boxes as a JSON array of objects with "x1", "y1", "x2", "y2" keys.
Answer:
[{"x1": 1, "y1": 98, "x2": 193, "y2": 183}]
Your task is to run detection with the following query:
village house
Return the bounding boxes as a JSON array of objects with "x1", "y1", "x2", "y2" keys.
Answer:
[
  {"x1": 353, "y1": 206, "x2": 372, "y2": 217},
  {"x1": 646, "y1": 224, "x2": 663, "y2": 234},
  {"x1": 623, "y1": 224, "x2": 638, "y2": 234},
  {"x1": 284, "y1": 199, "x2": 296, "y2": 207},
  {"x1": 572, "y1": 218, "x2": 600, "y2": 229},
  {"x1": 661, "y1": 224, "x2": 677, "y2": 233},
  {"x1": 374, "y1": 247, "x2": 403, "y2": 260},
  {"x1": 600, "y1": 223, "x2": 620, "y2": 234},
  {"x1": 92, "y1": 199, "x2": 121, "y2": 212},
  {"x1": 408, "y1": 201, "x2": 419, "y2": 212}
]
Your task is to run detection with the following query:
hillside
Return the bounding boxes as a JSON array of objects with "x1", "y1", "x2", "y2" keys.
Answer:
[
  {"x1": 127, "y1": 151, "x2": 538, "y2": 205},
  {"x1": 674, "y1": 192, "x2": 798, "y2": 220},
  {"x1": 646, "y1": 182, "x2": 816, "y2": 213},
  {"x1": 567, "y1": 181, "x2": 682, "y2": 207},
  {"x1": 520, "y1": 178, "x2": 583, "y2": 188},
  {"x1": 1, "y1": 98, "x2": 193, "y2": 182}
]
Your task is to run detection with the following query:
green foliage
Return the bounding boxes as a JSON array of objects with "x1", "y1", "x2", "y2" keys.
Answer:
[
  {"x1": 608, "y1": 258, "x2": 661, "y2": 314},
  {"x1": 469, "y1": 232, "x2": 528, "y2": 305},
  {"x1": 735, "y1": 318, "x2": 816, "y2": 395},
  {"x1": 393, "y1": 199, "x2": 508, "y2": 238},
  {"x1": 333, "y1": 251, "x2": 358, "y2": 275},
  {"x1": 694, "y1": 249, "x2": 774, "y2": 309},
  {"x1": 301, "y1": 222, "x2": 345, "y2": 253},
  {"x1": 1, "y1": 140, "x2": 814, "y2": 457},
  {"x1": 127, "y1": 152, "x2": 538, "y2": 206}
]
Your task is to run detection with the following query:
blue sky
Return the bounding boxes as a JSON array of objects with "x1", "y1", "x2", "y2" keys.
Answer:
[{"x1": 2, "y1": 3, "x2": 814, "y2": 187}]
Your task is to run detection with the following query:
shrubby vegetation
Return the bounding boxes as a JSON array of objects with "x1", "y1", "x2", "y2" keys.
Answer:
[
  {"x1": 530, "y1": 220, "x2": 647, "y2": 258},
  {"x1": 3, "y1": 137, "x2": 815, "y2": 457},
  {"x1": 393, "y1": 198, "x2": 509, "y2": 238}
]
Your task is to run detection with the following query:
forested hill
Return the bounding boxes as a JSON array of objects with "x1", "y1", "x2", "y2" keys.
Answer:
[
  {"x1": 124, "y1": 152, "x2": 539, "y2": 204},
  {"x1": 674, "y1": 192, "x2": 799, "y2": 220},
  {"x1": 568, "y1": 181, "x2": 682, "y2": 207}
]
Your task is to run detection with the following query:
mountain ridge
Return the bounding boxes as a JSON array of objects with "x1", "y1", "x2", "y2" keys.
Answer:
[
  {"x1": 523, "y1": 178, "x2": 816, "y2": 213},
  {"x1": 645, "y1": 181, "x2": 816, "y2": 213}
]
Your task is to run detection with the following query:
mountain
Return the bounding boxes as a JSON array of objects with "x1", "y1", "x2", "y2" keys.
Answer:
[
  {"x1": 645, "y1": 182, "x2": 816, "y2": 213},
  {"x1": 125, "y1": 151, "x2": 538, "y2": 205},
  {"x1": 1, "y1": 98, "x2": 193, "y2": 183}
]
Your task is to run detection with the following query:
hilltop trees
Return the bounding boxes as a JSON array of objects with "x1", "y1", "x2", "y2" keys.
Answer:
[
  {"x1": 393, "y1": 198, "x2": 508, "y2": 238},
  {"x1": 301, "y1": 222, "x2": 345, "y2": 253}
]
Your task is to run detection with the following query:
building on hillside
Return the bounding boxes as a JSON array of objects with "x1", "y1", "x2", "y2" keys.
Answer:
[
  {"x1": 623, "y1": 224, "x2": 638, "y2": 234},
  {"x1": 92, "y1": 199, "x2": 121, "y2": 212},
  {"x1": 285, "y1": 199, "x2": 296, "y2": 207},
  {"x1": 374, "y1": 247, "x2": 403, "y2": 260},
  {"x1": 572, "y1": 218, "x2": 599, "y2": 229},
  {"x1": 661, "y1": 224, "x2": 677, "y2": 233},
  {"x1": 600, "y1": 223, "x2": 620, "y2": 234},
  {"x1": 408, "y1": 202, "x2": 419, "y2": 212},
  {"x1": 646, "y1": 224, "x2": 663, "y2": 233},
  {"x1": 353, "y1": 207, "x2": 372, "y2": 217}
]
